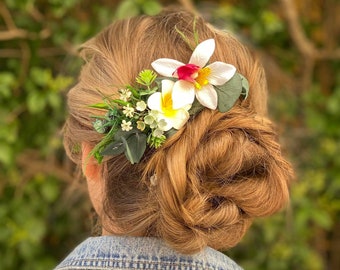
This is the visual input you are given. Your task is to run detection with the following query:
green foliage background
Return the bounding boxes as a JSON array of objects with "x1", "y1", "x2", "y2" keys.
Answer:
[{"x1": 0, "y1": 0, "x2": 338, "y2": 269}]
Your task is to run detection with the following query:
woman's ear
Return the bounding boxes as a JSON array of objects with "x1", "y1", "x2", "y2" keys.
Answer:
[
  {"x1": 81, "y1": 142, "x2": 101, "y2": 182},
  {"x1": 81, "y1": 142, "x2": 104, "y2": 216}
]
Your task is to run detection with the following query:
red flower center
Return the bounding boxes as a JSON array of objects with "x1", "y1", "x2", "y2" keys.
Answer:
[{"x1": 175, "y1": 64, "x2": 200, "y2": 82}]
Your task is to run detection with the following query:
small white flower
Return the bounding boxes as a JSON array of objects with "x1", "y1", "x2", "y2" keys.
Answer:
[
  {"x1": 137, "y1": 121, "x2": 146, "y2": 131},
  {"x1": 153, "y1": 128, "x2": 164, "y2": 138},
  {"x1": 144, "y1": 114, "x2": 155, "y2": 125},
  {"x1": 157, "y1": 119, "x2": 168, "y2": 131},
  {"x1": 151, "y1": 39, "x2": 236, "y2": 110},
  {"x1": 123, "y1": 105, "x2": 135, "y2": 118},
  {"x1": 119, "y1": 89, "x2": 132, "y2": 101},
  {"x1": 136, "y1": 101, "x2": 147, "y2": 111},
  {"x1": 121, "y1": 120, "x2": 132, "y2": 131}
]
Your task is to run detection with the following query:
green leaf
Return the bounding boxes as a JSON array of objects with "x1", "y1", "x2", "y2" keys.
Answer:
[
  {"x1": 114, "y1": 128, "x2": 138, "y2": 141},
  {"x1": 0, "y1": 142, "x2": 13, "y2": 166},
  {"x1": 89, "y1": 103, "x2": 110, "y2": 110},
  {"x1": 115, "y1": 0, "x2": 139, "y2": 19},
  {"x1": 126, "y1": 85, "x2": 140, "y2": 98},
  {"x1": 189, "y1": 99, "x2": 204, "y2": 115},
  {"x1": 31, "y1": 67, "x2": 51, "y2": 87},
  {"x1": 215, "y1": 73, "x2": 243, "y2": 112},
  {"x1": 112, "y1": 99, "x2": 128, "y2": 106},
  {"x1": 122, "y1": 132, "x2": 147, "y2": 164},
  {"x1": 193, "y1": 17, "x2": 199, "y2": 45},
  {"x1": 27, "y1": 91, "x2": 46, "y2": 114},
  {"x1": 0, "y1": 72, "x2": 15, "y2": 98},
  {"x1": 136, "y1": 69, "x2": 157, "y2": 86},
  {"x1": 139, "y1": 88, "x2": 158, "y2": 96},
  {"x1": 239, "y1": 73, "x2": 249, "y2": 99},
  {"x1": 100, "y1": 129, "x2": 147, "y2": 163},
  {"x1": 141, "y1": 0, "x2": 162, "y2": 15},
  {"x1": 165, "y1": 129, "x2": 177, "y2": 138},
  {"x1": 175, "y1": 25, "x2": 195, "y2": 50},
  {"x1": 101, "y1": 141, "x2": 125, "y2": 156}
]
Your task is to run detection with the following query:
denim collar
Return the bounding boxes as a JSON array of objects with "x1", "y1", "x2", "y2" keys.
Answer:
[{"x1": 55, "y1": 235, "x2": 242, "y2": 270}]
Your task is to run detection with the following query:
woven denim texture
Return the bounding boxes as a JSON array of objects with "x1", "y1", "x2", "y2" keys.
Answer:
[{"x1": 55, "y1": 236, "x2": 242, "y2": 270}]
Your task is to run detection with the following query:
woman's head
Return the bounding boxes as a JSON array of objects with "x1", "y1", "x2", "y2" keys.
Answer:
[{"x1": 64, "y1": 8, "x2": 293, "y2": 254}]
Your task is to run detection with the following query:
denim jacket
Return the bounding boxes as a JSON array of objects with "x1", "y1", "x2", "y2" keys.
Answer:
[{"x1": 55, "y1": 236, "x2": 243, "y2": 270}]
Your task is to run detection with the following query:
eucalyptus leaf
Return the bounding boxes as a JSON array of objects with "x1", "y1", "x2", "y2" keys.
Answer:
[
  {"x1": 121, "y1": 133, "x2": 147, "y2": 164},
  {"x1": 114, "y1": 128, "x2": 139, "y2": 141},
  {"x1": 189, "y1": 99, "x2": 204, "y2": 115},
  {"x1": 239, "y1": 73, "x2": 249, "y2": 99},
  {"x1": 100, "y1": 141, "x2": 125, "y2": 156},
  {"x1": 215, "y1": 73, "x2": 243, "y2": 113},
  {"x1": 165, "y1": 129, "x2": 177, "y2": 138}
]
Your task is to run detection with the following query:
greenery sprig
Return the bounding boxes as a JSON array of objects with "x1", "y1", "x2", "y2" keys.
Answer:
[{"x1": 90, "y1": 69, "x2": 164, "y2": 164}]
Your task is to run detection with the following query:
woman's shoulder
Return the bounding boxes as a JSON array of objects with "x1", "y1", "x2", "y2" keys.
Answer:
[{"x1": 55, "y1": 236, "x2": 243, "y2": 270}]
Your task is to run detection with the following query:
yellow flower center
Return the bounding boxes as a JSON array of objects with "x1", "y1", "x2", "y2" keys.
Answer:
[
  {"x1": 194, "y1": 67, "x2": 211, "y2": 90},
  {"x1": 162, "y1": 92, "x2": 177, "y2": 117}
]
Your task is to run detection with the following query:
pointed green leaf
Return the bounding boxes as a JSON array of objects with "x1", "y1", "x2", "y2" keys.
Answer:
[
  {"x1": 215, "y1": 73, "x2": 243, "y2": 113},
  {"x1": 126, "y1": 85, "x2": 140, "y2": 98},
  {"x1": 112, "y1": 99, "x2": 128, "y2": 106},
  {"x1": 89, "y1": 103, "x2": 110, "y2": 109},
  {"x1": 93, "y1": 151, "x2": 104, "y2": 163},
  {"x1": 121, "y1": 133, "x2": 147, "y2": 164}
]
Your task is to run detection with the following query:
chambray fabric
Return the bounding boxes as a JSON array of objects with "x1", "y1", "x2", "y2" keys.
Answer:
[{"x1": 55, "y1": 236, "x2": 243, "y2": 270}]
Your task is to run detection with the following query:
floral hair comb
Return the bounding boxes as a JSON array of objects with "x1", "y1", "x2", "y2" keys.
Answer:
[{"x1": 90, "y1": 39, "x2": 249, "y2": 164}]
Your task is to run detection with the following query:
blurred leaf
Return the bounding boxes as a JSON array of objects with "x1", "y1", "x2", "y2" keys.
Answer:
[
  {"x1": 27, "y1": 91, "x2": 46, "y2": 114},
  {"x1": 0, "y1": 72, "x2": 16, "y2": 98},
  {"x1": 115, "y1": 0, "x2": 140, "y2": 19}
]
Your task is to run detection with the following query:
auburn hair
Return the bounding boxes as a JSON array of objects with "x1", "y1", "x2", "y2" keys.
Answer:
[{"x1": 63, "y1": 8, "x2": 293, "y2": 254}]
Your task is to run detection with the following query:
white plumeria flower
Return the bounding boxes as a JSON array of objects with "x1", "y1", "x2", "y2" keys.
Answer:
[
  {"x1": 147, "y1": 80, "x2": 191, "y2": 131},
  {"x1": 123, "y1": 105, "x2": 134, "y2": 118},
  {"x1": 121, "y1": 120, "x2": 132, "y2": 131},
  {"x1": 151, "y1": 39, "x2": 236, "y2": 110}
]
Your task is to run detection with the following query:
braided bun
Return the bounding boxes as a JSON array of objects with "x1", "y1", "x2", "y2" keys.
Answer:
[{"x1": 143, "y1": 107, "x2": 291, "y2": 253}]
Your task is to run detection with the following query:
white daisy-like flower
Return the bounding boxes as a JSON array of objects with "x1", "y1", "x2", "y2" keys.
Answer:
[
  {"x1": 136, "y1": 101, "x2": 147, "y2": 111},
  {"x1": 119, "y1": 89, "x2": 132, "y2": 101},
  {"x1": 147, "y1": 79, "x2": 191, "y2": 131},
  {"x1": 151, "y1": 39, "x2": 236, "y2": 110},
  {"x1": 121, "y1": 120, "x2": 132, "y2": 131},
  {"x1": 123, "y1": 105, "x2": 135, "y2": 118}
]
